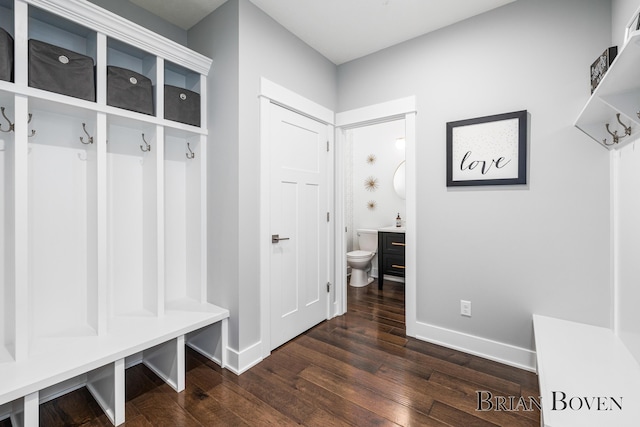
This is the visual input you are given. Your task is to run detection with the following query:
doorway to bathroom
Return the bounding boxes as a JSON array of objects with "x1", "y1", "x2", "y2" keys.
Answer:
[
  {"x1": 345, "y1": 120, "x2": 406, "y2": 287},
  {"x1": 334, "y1": 96, "x2": 417, "y2": 337}
]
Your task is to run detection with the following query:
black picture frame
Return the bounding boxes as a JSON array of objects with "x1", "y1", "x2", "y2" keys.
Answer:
[{"x1": 446, "y1": 110, "x2": 528, "y2": 187}]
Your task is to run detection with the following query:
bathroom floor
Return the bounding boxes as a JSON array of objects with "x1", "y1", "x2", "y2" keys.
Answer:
[{"x1": 23, "y1": 279, "x2": 539, "y2": 426}]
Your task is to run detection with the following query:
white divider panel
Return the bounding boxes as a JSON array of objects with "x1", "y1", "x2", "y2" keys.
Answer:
[
  {"x1": 13, "y1": 94, "x2": 29, "y2": 362},
  {"x1": 10, "y1": 391, "x2": 39, "y2": 427},
  {"x1": 86, "y1": 359, "x2": 125, "y2": 426},
  {"x1": 142, "y1": 335, "x2": 185, "y2": 392},
  {"x1": 187, "y1": 319, "x2": 228, "y2": 369}
]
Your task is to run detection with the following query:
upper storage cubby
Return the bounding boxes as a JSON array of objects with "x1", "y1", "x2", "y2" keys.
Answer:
[
  {"x1": 29, "y1": 5, "x2": 96, "y2": 59},
  {"x1": 575, "y1": 26, "x2": 640, "y2": 149},
  {"x1": 0, "y1": 0, "x2": 13, "y2": 39},
  {"x1": 164, "y1": 61, "x2": 203, "y2": 128},
  {"x1": 106, "y1": 38, "x2": 157, "y2": 116},
  {"x1": 4, "y1": 0, "x2": 211, "y2": 131},
  {"x1": 165, "y1": 60, "x2": 201, "y2": 93},
  {"x1": 0, "y1": 0, "x2": 14, "y2": 86}
]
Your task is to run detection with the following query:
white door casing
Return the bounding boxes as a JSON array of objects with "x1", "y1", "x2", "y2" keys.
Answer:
[
  {"x1": 334, "y1": 97, "x2": 417, "y2": 336},
  {"x1": 269, "y1": 104, "x2": 329, "y2": 350}
]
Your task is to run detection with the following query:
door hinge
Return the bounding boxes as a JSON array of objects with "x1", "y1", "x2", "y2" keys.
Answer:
[
  {"x1": 327, "y1": 212, "x2": 330, "y2": 222},
  {"x1": 326, "y1": 140, "x2": 330, "y2": 152},
  {"x1": 326, "y1": 282, "x2": 331, "y2": 293}
]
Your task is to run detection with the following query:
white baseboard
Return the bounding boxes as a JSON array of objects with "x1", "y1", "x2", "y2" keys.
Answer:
[
  {"x1": 225, "y1": 341, "x2": 263, "y2": 375},
  {"x1": 413, "y1": 321, "x2": 536, "y2": 372}
]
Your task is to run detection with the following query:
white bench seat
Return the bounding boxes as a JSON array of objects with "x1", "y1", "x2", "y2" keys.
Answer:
[
  {"x1": 0, "y1": 303, "x2": 228, "y2": 427},
  {"x1": 533, "y1": 314, "x2": 640, "y2": 427}
]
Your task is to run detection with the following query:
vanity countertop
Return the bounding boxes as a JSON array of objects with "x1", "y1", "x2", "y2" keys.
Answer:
[{"x1": 378, "y1": 226, "x2": 405, "y2": 233}]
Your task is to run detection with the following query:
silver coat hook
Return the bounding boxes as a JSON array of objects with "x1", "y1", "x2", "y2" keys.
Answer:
[
  {"x1": 27, "y1": 113, "x2": 36, "y2": 137},
  {"x1": 604, "y1": 113, "x2": 632, "y2": 145},
  {"x1": 0, "y1": 107, "x2": 13, "y2": 133},
  {"x1": 140, "y1": 133, "x2": 151, "y2": 152},
  {"x1": 617, "y1": 113, "x2": 632, "y2": 136},
  {"x1": 186, "y1": 142, "x2": 195, "y2": 159},
  {"x1": 80, "y1": 123, "x2": 93, "y2": 144},
  {"x1": 0, "y1": 107, "x2": 36, "y2": 136},
  {"x1": 605, "y1": 123, "x2": 620, "y2": 145}
]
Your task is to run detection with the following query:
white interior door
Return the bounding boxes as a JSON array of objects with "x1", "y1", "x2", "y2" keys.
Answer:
[{"x1": 270, "y1": 103, "x2": 329, "y2": 350}]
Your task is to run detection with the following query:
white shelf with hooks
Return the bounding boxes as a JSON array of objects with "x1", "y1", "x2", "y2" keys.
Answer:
[
  {"x1": 575, "y1": 30, "x2": 640, "y2": 149},
  {"x1": 0, "y1": 0, "x2": 227, "y2": 426}
]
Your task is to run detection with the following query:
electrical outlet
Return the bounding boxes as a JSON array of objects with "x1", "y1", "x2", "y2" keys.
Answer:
[{"x1": 460, "y1": 300, "x2": 471, "y2": 317}]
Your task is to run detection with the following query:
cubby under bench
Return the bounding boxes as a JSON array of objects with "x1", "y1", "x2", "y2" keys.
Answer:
[
  {"x1": 0, "y1": 304, "x2": 228, "y2": 427},
  {"x1": 533, "y1": 314, "x2": 640, "y2": 427}
]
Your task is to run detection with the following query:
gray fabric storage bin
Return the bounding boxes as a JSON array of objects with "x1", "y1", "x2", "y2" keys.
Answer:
[
  {"x1": 107, "y1": 66, "x2": 154, "y2": 115},
  {"x1": 164, "y1": 85, "x2": 200, "y2": 127},
  {"x1": 28, "y1": 39, "x2": 95, "y2": 101},
  {"x1": 0, "y1": 28, "x2": 13, "y2": 82}
]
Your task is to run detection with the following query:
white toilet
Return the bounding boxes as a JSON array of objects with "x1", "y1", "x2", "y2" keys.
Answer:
[{"x1": 347, "y1": 229, "x2": 378, "y2": 287}]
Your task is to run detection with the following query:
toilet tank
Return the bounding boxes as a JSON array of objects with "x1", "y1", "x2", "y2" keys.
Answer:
[{"x1": 357, "y1": 229, "x2": 378, "y2": 252}]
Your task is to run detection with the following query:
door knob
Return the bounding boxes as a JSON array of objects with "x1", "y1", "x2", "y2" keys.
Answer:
[{"x1": 272, "y1": 234, "x2": 290, "y2": 243}]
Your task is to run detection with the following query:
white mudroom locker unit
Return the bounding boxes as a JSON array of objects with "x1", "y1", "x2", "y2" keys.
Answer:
[{"x1": 0, "y1": 0, "x2": 229, "y2": 425}]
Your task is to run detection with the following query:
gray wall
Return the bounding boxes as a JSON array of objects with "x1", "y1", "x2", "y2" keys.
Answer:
[
  {"x1": 338, "y1": 0, "x2": 612, "y2": 354},
  {"x1": 612, "y1": 0, "x2": 639, "y2": 47},
  {"x1": 88, "y1": 0, "x2": 187, "y2": 45},
  {"x1": 189, "y1": 0, "x2": 337, "y2": 357},
  {"x1": 188, "y1": 0, "x2": 241, "y2": 350},
  {"x1": 612, "y1": 0, "x2": 640, "y2": 364},
  {"x1": 236, "y1": 0, "x2": 336, "y2": 350}
]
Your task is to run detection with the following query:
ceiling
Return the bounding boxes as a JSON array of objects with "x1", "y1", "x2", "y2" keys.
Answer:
[{"x1": 129, "y1": 0, "x2": 515, "y2": 65}]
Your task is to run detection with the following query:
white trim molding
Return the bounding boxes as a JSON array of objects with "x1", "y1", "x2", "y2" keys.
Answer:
[
  {"x1": 259, "y1": 78, "x2": 334, "y2": 125},
  {"x1": 414, "y1": 321, "x2": 537, "y2": 372},
  {"x1": 334, "y1": 96, "x2": 417, "y2": 331},
  {"x1": 225, "y1": 341, "x2": 264, "y2": 375},
  {"x1": 336, "y1": 96, "x2": 417, "y2": 128},
  {"x1": 26, "y1": 0, "x2": 212, "y2": 75}
]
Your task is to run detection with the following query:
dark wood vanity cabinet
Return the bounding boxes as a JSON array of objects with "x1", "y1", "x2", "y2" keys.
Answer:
[{"x1": 378, "y1": 231, "x2": 405, "y2": 289}]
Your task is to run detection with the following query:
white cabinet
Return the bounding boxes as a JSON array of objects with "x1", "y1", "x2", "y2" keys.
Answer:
[
  {"x1": 0, "y1": 0, "x2": 227, "y2": 425},
  {"x1": 575, "y1": 29, "x2": 640, "y2": 149}
]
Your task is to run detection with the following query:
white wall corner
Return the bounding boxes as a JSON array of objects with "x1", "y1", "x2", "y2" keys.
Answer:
[
  {"x1": 414, "y1": 321, "x2": 537, "y2": 372},
  {"x1": 259, "y1": 77, "x2": 335, "y2": 125},
  {"x1": 224, "y1": 341, "x2": 264, "y2": 375}
]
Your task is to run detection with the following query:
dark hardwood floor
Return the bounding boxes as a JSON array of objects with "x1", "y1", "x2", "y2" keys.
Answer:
[{"x1": 9, "y1": 280, "x2": 540, "y2": 426}]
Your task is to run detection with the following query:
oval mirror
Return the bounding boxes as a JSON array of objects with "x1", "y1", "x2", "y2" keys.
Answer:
[{"x1": 393, "y1": 161, "x2": 406, "y2": 200}]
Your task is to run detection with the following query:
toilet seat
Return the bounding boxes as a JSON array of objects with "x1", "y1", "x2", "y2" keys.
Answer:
[{"x1": 347, "y1": 250, "x2": 373, "y2": 259}]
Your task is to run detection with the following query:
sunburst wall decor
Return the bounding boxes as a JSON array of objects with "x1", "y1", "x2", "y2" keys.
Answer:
[
  {"x1": 367, "y1": 200, "x2": 377, "y2": 210},
  {"x1": 366, "y1": 154, "x2": 376, "y2": 164},
  {"x1": 364, "y1": 176, "x2": 379, "y2": 192}
]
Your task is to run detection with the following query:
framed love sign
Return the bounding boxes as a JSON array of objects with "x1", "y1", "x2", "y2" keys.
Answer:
[{"x1": 446, "y1": 110, "x2": 528, "y2": 187}]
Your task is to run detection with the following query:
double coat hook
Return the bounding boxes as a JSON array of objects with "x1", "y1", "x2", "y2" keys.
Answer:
[
  {"x1": 604, "y1": 113, "x2": 632, "y2": 146},
  {"x1": 0, "y1": 107, "x2": 36, "y2": 137},
  {"x1": 186, "y1": 142, "x2": 195, "y2": 159}
]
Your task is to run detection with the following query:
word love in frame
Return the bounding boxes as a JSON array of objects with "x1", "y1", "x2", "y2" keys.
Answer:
[{"x1": 446, "y1": 110, "x2": 528, "y2": 187}]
